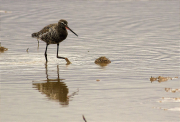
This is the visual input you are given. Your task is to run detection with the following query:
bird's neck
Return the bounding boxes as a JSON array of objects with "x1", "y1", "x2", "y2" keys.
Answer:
[{"x1": 57, "y1": 26, "x2": 65, "y2": 33}]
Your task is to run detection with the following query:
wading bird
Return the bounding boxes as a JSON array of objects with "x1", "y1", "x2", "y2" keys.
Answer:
[{"x1": 32, "y1": 19, "x2": 78, "y2": 63}]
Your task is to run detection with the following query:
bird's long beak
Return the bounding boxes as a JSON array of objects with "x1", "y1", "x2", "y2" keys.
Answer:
[{"x1": 66, "y1": 26, "x2": 78, "y2": 37}]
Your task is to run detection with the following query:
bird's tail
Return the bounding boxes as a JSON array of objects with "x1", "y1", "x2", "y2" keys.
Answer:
[{"x1": 32, "y1": 33, "x2": 38, "y2": 38}]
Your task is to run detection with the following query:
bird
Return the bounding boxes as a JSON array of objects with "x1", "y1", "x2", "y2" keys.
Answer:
[{"x1": 32, "y1": 19, "x2": 78, "y2": 63}]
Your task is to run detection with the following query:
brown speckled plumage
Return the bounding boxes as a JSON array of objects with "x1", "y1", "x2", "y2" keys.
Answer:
[
  {"x1": 32, "y1": 19, "x2": 69, "y2": 44},
  {"x1": 32, "y1": 23, "x2": 57, "y2": 40},
  {"x1": 32, "y1": 19, "x2": 78, "y2": 63}
]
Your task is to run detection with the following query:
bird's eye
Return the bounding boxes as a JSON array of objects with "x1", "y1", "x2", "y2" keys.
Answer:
[{"x1": 61, "y1": 22, "x2": 66, "y2": 25}]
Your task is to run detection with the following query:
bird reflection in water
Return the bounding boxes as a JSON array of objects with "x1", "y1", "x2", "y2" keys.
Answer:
[
  {"x1": 37, "y1": 40, "x2": 39, "y2": 50},
  {"x1": 32, "y1": 64, "x2": 78, "y2": 106}
]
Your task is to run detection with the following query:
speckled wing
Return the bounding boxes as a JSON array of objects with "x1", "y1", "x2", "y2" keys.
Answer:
[
  {"x1": 32, "y1": 23, "x2": 57, "y2": 39},
  {"x1": 39, "y1": 25, "x2": 59, "y2": 44}
]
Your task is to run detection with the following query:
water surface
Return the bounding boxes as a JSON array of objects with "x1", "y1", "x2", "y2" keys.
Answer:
[{"x1": 0, "y1": 0, "x2": 180, "y2": 122}]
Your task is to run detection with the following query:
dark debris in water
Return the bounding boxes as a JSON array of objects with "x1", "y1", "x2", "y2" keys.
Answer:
[
  {"x1": 0, "y1": 43, "x2": 8, "y2": 52},
  {"x1": 95, "y1": 56, "x2": 111, "y2": 66},
  {"x1": 165, "y1": 88, "x2": 180, "y2": 93},
  {"x1": 150, "y1": 76, "x2": 178, "y2": 83},
  {"x1": 0, "y1": 10, "x2": 12, "y2": 13},
  {"x1": 82, "y1": 115, "x2": 87, "y2": 122}
]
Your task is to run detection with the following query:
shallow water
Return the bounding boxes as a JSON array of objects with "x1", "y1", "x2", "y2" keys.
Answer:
[{"x1": 0, "y1": 0, "x2": 180, "y2": 122}]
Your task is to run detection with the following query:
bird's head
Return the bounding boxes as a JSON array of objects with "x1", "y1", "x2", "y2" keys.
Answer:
[{"x1": 58, "y1": 19, "x2": 78, "y2": 37}]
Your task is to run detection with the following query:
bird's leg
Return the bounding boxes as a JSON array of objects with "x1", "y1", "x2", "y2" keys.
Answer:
[
  {"x1": 57, "y1": 44, "x2": 71, "y2": 64},
  {"x1": 44, "y1": 44, "x2": 49, "y2": 62},
  {"x1": 56, "y1": 44, "x2": 65, "y2": 59},
  {"x1": 37, "y1": 39, "x2": 39, "y2": 50}
]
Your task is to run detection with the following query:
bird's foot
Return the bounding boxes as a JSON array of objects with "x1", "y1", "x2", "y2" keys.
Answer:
[{"x1": 65, "y1": 58, "x2": 71, "y2": 65}]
